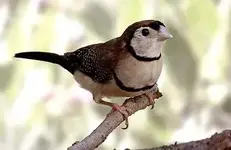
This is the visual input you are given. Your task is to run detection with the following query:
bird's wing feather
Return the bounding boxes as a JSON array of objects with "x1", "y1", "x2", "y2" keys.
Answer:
[{"x1": 64, "y1": 42, "x2": 120, "y2": 84}]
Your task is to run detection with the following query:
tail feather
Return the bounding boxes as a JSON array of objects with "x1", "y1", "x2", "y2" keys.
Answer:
[{"x1": 14, "y1": 52, "x2": 74, "y2": 74}]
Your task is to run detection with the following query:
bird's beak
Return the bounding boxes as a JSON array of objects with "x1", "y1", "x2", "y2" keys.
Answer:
[{"x1": 157, "y1": 25, "x2": 173, "y2": 41}]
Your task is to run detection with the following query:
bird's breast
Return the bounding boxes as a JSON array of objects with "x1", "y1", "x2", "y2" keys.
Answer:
[{"x1": 114, "y1": 55, "x2": 163, "y2": 89}]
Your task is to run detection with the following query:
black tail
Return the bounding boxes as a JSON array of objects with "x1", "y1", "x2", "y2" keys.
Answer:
[{"x1": 14, "y1": 52, "x2": 74, "y2": 74}]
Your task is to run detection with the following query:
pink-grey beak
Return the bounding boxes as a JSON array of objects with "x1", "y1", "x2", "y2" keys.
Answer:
[{"x1": 157, "y1": 25, "x2": 173, "y2": 41}]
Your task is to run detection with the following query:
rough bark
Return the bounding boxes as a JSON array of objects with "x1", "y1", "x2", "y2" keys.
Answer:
[{"x1": 129, "y1": 130, "x2": 231, "y2": 150}]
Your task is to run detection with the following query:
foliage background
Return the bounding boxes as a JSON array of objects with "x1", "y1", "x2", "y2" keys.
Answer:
[{"x1": 0, "y1": 0, "x2": 231, "y2": 149}]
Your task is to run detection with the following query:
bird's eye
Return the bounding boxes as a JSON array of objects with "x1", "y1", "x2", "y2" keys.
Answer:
[{"x1": 141, "y1": 29, "x2": 149, "y2": 36}]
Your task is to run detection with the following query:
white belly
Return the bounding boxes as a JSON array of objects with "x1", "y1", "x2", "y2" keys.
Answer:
[
  {"x1": 101, "y1": 55, "x2": 163, "y2": 98},
  {"x1": 115, "y1": 55, "x2": 163, "y2": 89}
]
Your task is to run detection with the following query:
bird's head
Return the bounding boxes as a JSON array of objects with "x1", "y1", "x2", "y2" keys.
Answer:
[{"x1": 121, "y1": 20, "x2": 172, "y2": 59}]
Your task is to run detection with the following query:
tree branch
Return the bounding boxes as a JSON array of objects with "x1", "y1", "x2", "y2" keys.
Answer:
[
  {"x1": 67, "y1": 92, "x2": 231, "y2": 150},
  {"x1": 130, "y1": 130, "x2": 231, "y2": 150},
  {"x1": 67, "y1": 92, "x2": 162, "y2": 150}
]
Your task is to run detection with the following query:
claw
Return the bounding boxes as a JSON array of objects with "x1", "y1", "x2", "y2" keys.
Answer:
[
  {"x1": 144, "y1": 93, "x2": 155, "y2": 109},
  {"x1": 96, "y1": 99, "x2": 130, "y2": 129},
  {"x1": 144, "y1": 89, "x2": 163, "y2": 109},
  {"x1": 112, "y1": 104, "x2": 130, "y2": 129}
]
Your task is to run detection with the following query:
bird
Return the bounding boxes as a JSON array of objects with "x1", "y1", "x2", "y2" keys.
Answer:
[{"x1": 14, "y1": 20, "x2": 172, "y2": 129}]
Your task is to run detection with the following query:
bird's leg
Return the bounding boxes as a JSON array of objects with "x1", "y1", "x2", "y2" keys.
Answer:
[
  {"x1": 143, "y1": 83, "x2": 162, "y2": 109},
  {"x1": 96, "y1": 99, "x2": 130, "y2": 129}
]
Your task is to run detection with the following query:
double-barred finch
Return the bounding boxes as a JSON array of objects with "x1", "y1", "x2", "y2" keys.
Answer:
[{"x1": 14, "y1": 20, "x2": 173, "y2": 129}]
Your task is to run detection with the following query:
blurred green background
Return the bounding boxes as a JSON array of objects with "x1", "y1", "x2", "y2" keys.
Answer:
[{"x1": 0, "y1": 0, "x2": 231, "y2": 149}]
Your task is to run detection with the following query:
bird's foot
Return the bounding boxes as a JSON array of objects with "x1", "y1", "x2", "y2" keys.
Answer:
[
  {"x1": 111, "y1": 104, "x2": 130, "y2": 129},
  {"x1": 96, "y1": 99, "x2": 130, "y2": 129},
  {"x1": 144, "y1": 93, "x2": 156, "y2": 109},
  {"x1": 144, "y1": 87, "x2": 163, "y2": 109}
]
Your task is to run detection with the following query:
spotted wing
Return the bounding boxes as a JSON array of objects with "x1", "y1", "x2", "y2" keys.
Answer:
[{"x1": 64, "y1": 44, "x2": 117, "y2": 83}]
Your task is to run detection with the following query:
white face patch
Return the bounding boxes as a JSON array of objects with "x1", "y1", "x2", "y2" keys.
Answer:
[{"x1": 130, "y1": 26, "x2": 165, "y2": 58}]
